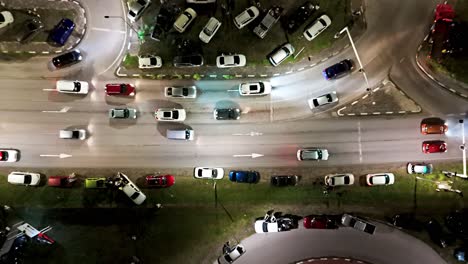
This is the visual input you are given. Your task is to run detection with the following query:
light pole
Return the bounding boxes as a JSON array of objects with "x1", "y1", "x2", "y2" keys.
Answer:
[
  {"x1": 460, "y1": 119, "x2": 466, "y2": 178},
  {"x1": 104, "y1": 15, "x2": 139, "y2": 35}
]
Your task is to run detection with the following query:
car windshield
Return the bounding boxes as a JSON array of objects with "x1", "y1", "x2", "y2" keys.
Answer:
[
  {"x1": 212, "y1": 170, "x2": 217, "y2": 176},
  {"x1": 319, "y1": 18, "x2": 327, "y2": 27},
  {"x1": 247, "y1": 9, "x2": 254, "y2": 17},
  {"x1": 316, "y1": 150, "x2": 322, "y2": 159},
  {"x1": 219, "y1": 57, "x2": 225, "y2": 64},
  {"x1": 131, "y1": 192, "x2": 140, "y2": 200},
  {"x1": 326, "y1": 94, "x2": 332, "y2": 101},
  {"x1": 182, "y1": 88, "x2": 189, "y2": 96},
  {"x1": 0, "y1": 14, "x2": 5, "y2": 22},
  {"x1": 203, "y1": 26, "x2": 213, "y2": 35},
  {"x1": 24, "y1": 175, "x2": 32, "y2": 184},
  {"x1": 120, "y1": 84, "x2": 127, "y2": 93},
  {"x1": 73, "y1": 82, "x2": 81, "y2": 92},
  {"x1": 234, "y1": 56, "x2": 240, "y2": 64},
  {"x1": 72, "y1": 131, "x2": 80, "y2": 138},
  {"x1": 343, "y1": 176, "x2": 350, "y2": 184},
  {"x1": 129, "y1": 10, "x2": 136, "y2": 16},
  {"x1": 123, "y1": 109, "x2": 129, "y2": 117},
  {"x1": 161, "y1": 177, "x2": 167, "y2": 185},
  {"x1": 150, "y1": 57, "x2": 157, "y2": 65}
]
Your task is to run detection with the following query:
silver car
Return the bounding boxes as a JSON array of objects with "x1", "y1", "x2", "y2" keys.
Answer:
[
  {"x1": 164, "y1": 86, "x2": 197, "y2": 98},
  {"x1": 127, "y1": 0, "x2": 151, "y2": 22},
  {"x1": 324, "y1": 173, "x2": 355, "y2": 186},
  {"x1": 297, "y1": 148, "x2": 329, "y2": 161},
  {"x1": 109, "y1": 108, "x2": 137, "y2": 119},
  {"x1": 308, "y1": 91, "x2": 338, "y2": 109}
]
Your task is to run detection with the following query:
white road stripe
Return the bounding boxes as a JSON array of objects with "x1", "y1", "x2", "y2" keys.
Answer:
[{"x1": 358, "y1": 121, "x2": 362, "y2": 162}]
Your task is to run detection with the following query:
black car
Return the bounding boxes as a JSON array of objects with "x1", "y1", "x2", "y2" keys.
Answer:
[
  {"x1": 445, "y1": 210, "x2": 468, "y2": 238},
  {"x1": 390, "y1": 213, "x2": 423, "y2": 231},
  {"x1": 213, "y1": 108, "x2": 240, "y2": 120},
  {"x1": 426, "y1": 219, "x2": 455, "y2": 248},
  {"x1": 322, "y1": 59, "x2": 353, "y2": 80},
  {"x1": 285, "y1": 1, "x2": 319, "y2": 34},
  {"x1": 271, "y1": 175, "x2": 299, "y2": 186},
  {"x1": 16, "y1": 18, "x2": 44, "y2": 43},
  {"x1": 151, "y1": 4, "x2": 179, "y2": 41},
  {"x1": 229, "y1": 170, "x2": 260, "y2": 183},
  {"x1": 173, "y1": 54, "x2": 204, "y2": 67},
  {"x1": 52, "y1": 49, "x2": 82, "y2": 69}
]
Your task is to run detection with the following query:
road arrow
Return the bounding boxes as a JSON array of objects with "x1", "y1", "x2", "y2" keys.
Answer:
[
  {"x1": 233, "y1": 153, "x2": 264, "y2": 158},
  {"x1": 232, "y1": 131, "x2": 263, "y2": 136},
  {"x1": 40, "y1": 153, "x2": 72, "y2": 159},
  {"x1": 42, "y1": 107, "x2": 70, "y2": 113}
]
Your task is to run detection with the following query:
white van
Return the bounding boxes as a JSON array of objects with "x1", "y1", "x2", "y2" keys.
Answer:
[
  {"x1": 167, "y1": 129, "x2": 194, "y2": 140},
  {"x1": 56, "y1": 80, "x2": 89, "y2": 94}
]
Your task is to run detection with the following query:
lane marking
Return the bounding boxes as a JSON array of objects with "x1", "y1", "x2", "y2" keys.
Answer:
[{"x1": 358, "y1": 121, "x2": 362, "y2": 163}]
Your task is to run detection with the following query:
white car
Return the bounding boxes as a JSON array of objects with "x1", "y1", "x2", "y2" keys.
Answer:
[
  {"x1": 0, "y1": 11, "x2": 14, "y2": 29},
  {"x1": 366, "y1": 173, "x2": 395, "y2": 186},
  {"x1": 215, "y1": 244, "x2": 246, "y2": 264},
  {"x1": 174, "y1": 8, "x2": 197, "y2": 33},
  {"x1": 199, "y1": 17, "x2": 221, "y2": 43},
  {"x1": 0, "y1": 149, "x2": 19, "y2": 162},
  {"x1": 194, "y1": 167, "x2": 224, "y2": 179},
  {"x1": 297, "y1": 148, "x2": 329, "y2": 161},
  {"x1": 165, "y1": 86, "x2": 197, "y2": 98},
  {"x1": 127, "y1": 0, "x2": 151, "y2": 22},
  {"x1": 216, "y1": 54, "x2": 246, "y2": 68},
  {"x1": 59, "y1": 129, "x2": 86, "y2": 140},
  {"x1": 234, "y1": 6, "x2": 259, "y2": 29},
  {"x1": 254, "y1": 220, "x2": 279, "y2": 233},
  {"x1": 118, "y1": 172, "x2": 146, "y2": 205},
  {"x1": 407, "y1": 163, "x2": 433, "y2": 174},
  {"x1": 109, "y1": 108, "x2": 137, "y2": 119},
  {"x1": 138, "y1": 55, "x2": 162, "y2": 69},
  {"x1": 155, "y1": 108, "x2": 186, "y2": 122},
  {"x1": 268, "y1": 43, "x2": 295, "y2": 67},
  {"x1": 324, "y1": 173, "x2": 354, "y2": 186},
  {"x1": 238, "y1": 82, "x2": 271, "y2": 96},
  {"x1": 308, "y1": 91, "x2": 338, "y2": 109},
  {"x1": 303, "y1": 14, "x2": 332, "y2": 41},
  {"x1": 56, "y1": 80, "x2": 89, "y2": 94},
  {"x1": 8, "y1": 172, "x2": 41, "y2": 186}
]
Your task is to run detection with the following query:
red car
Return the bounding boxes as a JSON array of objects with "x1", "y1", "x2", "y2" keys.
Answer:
[
  {"x1": 145, "y1": 175, "x2": 175, "y2": 188},
  {"x1": 47, "y1": 175, "x2": 76, "y2": 187},
  {"x1": 422, "y1": 140, "x2": 447, "y2": 153},
  {"x1": 303, "y1": 215, "x2": 338, "y2": 229},
  {"x1": 105, "y1": 83, "x2": 136, "y2": 96}
]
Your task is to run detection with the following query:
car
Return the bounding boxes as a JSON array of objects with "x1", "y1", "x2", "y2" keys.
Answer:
[
  {"x1": 59, "y1": 129, "x2": 86, "y2": 140},
  {"x1": 286, "y1": 1, "x2": 319, "y2": 34},
  {"x1": 324, "y1": 173, "x2": 354, "y2": 186},
  {"x1": 422, "y1": 140, "x2": 447, "y2": 153},
  {"x1": 341, "y1": 214, "x2": 376, "y2": 234},
  {"x1": 109, "y1": 108, "x2": 137, "y2": 119},
  {"x1": 0, "y1": 11, "x2": 14, "y2": 29},
  {"x1": 216, "y1": 54, "x2": 246, "y2": 68},
  {"x1": 214, "y1": 108, "x2": 241, "y2": 120},
  {"x1": 154, "y1": 108, "x2": 186, "y2": 122},
  {"x1": 366, "y1": 173, "x2": 395, "y2": 186},
  {"x1": 407, "y1": 163, "x2": 433, "y2": 174},
  {"x1": 0, "y1": 149, "x2": 19, "y2": 162},
  {"x1": 194, "y1": 167, "x2": 224, "y2": 179},
  {"x1": 445, "y1": 210, "x2": 468, "y2": 238},
  {"x1": 173, "y1": 54, "x2": 203, "y2": 67},
  {"x1": 47, "y1": 175, "x2": 76, "y2": 187},
  {"x1": 303, "y1": 215, "x2": 338, "y2": 229},
  {"x1": 297, "y1": 148, "x2": 329, "y2": 161},
  {"x1": 56, "y1": 80, "x2": 89, "y2": 94},
  {"x1": 118, "y1": 172, "x2": 147, "y2": 205},
  {"x1": 199, "y1": 17, "x2": 221, "y2": 43},
  {"x1": 8, "y1": 172, "x2": 40, "y2": 186},
  {"x1": 173, "y1": 8, "x2": 197, "y2": 33},
  {"x1": 105, "y1": 83, "x2": 136, "y2": 96},
  {"x1": 303, "y1": 14, "x2": 331, "y2": 41},
  {"x1": 216, "y1": 244, "x2": 246, "y2": 264},
  {"x1": 268, "y1": 43, "x2": 295, "y2": 67},
  {"x1": 322, "y1": 59, "x2": 353, "y2": 80},
  {"x1": 308, "y1": 91, "x2": 338, "y2": 109},
  {"x1": 238, "y1": 81, "x2": 272, "y2": 96},
  {"x1": 234, "y1": 6, "x2": 259, "y2": 29},
  {"x1": 151, "y1": 4, "x2": 179, "y2": 41},
  {"x1": 454, "y1": 247, "x2": 468, "y2": 262},
  {"x1": 254, "y1": 217, "x2": 294, "y2": 233},
  {"x1": 52, "y1": 49, "x2": 82, "y2": 69},
  {"x1": 390, "y1": 213, "x2": 423, "y2": 231},
  {"x1": 165, "y1": 86, "x2": 197, "y2": 98},
  {"x1": 17, "y1": 18, "x2": 44, "y2": 43},
  {"x1": 85, "y1": 177, "x2": 107, "y2": 188},
  {"x1": 420, "y1": 117, "x2": 448, "y2": 134},
  {"x1": 426, "y1": 219, "x2": 455, "y2": 248},
  {"x1": 138, "y1": 55, "x2": 162, "y2": 69},
  {"x1": 270, "y1": 175, "x2": 299, "y2": 186},
  {"x1": 229, "y1": 170, "x2": 259, "y2": 183},
  {"x1": 145, "y1": 174, "x2": 175, "y2": 188},
  {"x1": 50, "y1": 18, "x2": 75, "y2": 46},
  {"x1": 127, "y1": 0, "x2": 151, "y2": 22}
]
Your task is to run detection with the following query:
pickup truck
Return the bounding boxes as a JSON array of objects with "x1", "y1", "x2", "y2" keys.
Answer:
[
  {"x1": 341, "y1": 214, "x2": 376, "y2": 234},
  {"x1": 253, "y1": 6, "x2": 283, "y2": 39}
]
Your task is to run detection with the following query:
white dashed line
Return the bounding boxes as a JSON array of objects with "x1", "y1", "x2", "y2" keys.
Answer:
[
  {"x1": 297, "y1": 67, "x2": 304, "y2": 71},
  {"x1": 209, "y1": 75, "x2": 217, "y2": 78},
  {"x1": 373, "y1": 112, "x2": 381, "y2": 115},
  {"x1": 461, "y1": 94, "x2": 468, "y2": 98},
  {"x1": 351, "y1": 101, "x2": 358, "y2": 105},
  {"x1": 184, "y1": 75, "x2": 191, "y2": 77},
  {"x1": 235, "y1": 74, "x2": 243, "y2": 77},
  {"x1": 373, "y1": 87, "x2": 380, "y2": 92},
  {"x1": 386, "y1": 111, "x2": 393, "y2": 114},
  {"x1": 361, "y1": 113, "x2": 368, "y2": 115},
  {"x1": 273, "y1": 73, "x2": 280, "y2": 76},
  {"x1": 449, "y1": 88, "x2": 457, "y2": 93},
  {"x1": 347, "y1": 113, "x2": 356, "y2": 116},
  {"x1": 132, "y1": 74, "x2": 140, "y2": 77},
  {"x1": 362, "y1": 94, "x2": 368, "y2": 99},
  {"x1": 41, "y1": 51, "x2": 49, "y2": 54},
  {"x1": 260, "y1": 74, "x2": 268, "y2": 77},
  {"x1": 320, "y1": 58, "x2": 328, "y2": 62},
  {"x1": 285, "y1": 71, "x2": 293, "y2": 74},
  {"x1": 309, "y1": 63, "x2": 317, "y2": 67},
  {"x1": 247, "y1": 74, "x2": 255, "y2": 77},
  {"x1": 398, "y1": 111, "x2": 406, "y2": 114}
]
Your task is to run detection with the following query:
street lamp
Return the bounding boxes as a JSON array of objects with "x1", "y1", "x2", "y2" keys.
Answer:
[
  {"x1": 104, "y1": 15, "x2": 139, "y2": 35},
  {"x1": 460, "y1": 119, "x2": 466, "y2": 178}
]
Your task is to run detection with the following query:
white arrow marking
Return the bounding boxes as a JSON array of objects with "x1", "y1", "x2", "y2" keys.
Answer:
[
  {"x1": 233, "y1": 153, "x2": 264, "y2": 158},
  {"x1": 42, "y1": 107, "x2": 70, "y2": 113},
  {"x1": 232, "y1": 131, "x2": 263, "y2": 136},
  {"x1": 40, "y1": 154, "x2": 72, "y2": 159}
]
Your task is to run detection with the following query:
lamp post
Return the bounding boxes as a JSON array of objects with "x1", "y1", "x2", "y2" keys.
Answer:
[
  {"x1": 460, "y1": 119, "x2": 466, "y2": 178},
  {"x1": 104, "y1": 15, "x2": 139, "y2": 35}
]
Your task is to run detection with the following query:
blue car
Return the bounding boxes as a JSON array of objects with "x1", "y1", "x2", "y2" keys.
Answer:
[
  {"x1": 50, "y1": 18, "x2": 75, "y2": 46},
  {"x1": 322, "y1": 59, "x2": 353, "y2": 80},
  {"x1": 229, "y1": 170, "x2": 259, "y2": 183}
]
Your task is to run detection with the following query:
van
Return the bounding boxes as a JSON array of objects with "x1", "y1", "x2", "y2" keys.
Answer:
[{"x1": 167, "y1": 129, "x2": 194, "y2": 140}]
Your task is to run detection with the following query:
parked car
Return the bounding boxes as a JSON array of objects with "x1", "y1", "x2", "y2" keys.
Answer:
[
  {"x1": 109, "y1": 108, "x2": 137, "y2": 119},
  {"x1": 303, "y1": 215, "x2": 338, "y2": 229},
  {"x1": 17, "y1": 18, "x2": 44, "y2": 43},
  {"x1": 390, "y1": 213, "x2": 423, "y2": 231},
  {"x1": 56, "y1": 80, "x2": 89, "y2": 94},
  {"x1": 286, "y1": 1, "x2": 319, "y2": 34},
  {"x1": 8, "y1": 172, "x2": 40, "y2": 186},
  {"x1": 234, "y1": 6, "x2": 260, "y2": 29},
  {"x1": 118, "y1": 172, "x2": 146, "y2": 205},
  {"x1": 174, "y1": 8, "x2": 197, "y2": 33},
  {"x1": 50, "y1": 18, "x2": 75, "y2": 46},
  {"x1": 324, "y1": 173, "x2": 354, "y2": 186},
  {"x1": 151, "y1": 3, "x2": 179, "y2": 41},
  {"x1": 59, "y1": 129, "x2": 86, "y2": 140},
  {"x1": 155, "y1": 108, "x2": 186, "y2": 122},
  {"x1": 229, "y1": 171, "x2": 259, "y2": 183},
  {"x1": 47, "y1": 175, "x2": 76, "y2": 187},
  {"x1": 216, "y1": 244, "x2": 246, "y2": 264},
  {"x1": 341, "y1": 214, "x2": 376, "y2": 234},
  {"x1": 454, "y1": 247, "x2": 468, "y2": 262},
  {"x1": 366, "y1": 173, "x2": 395, "y2": 186},
  {"x1": 0, "y1": 11, "x2": 13, "y2": 29},
  {"x1": 254, "y1": 217, "x2": 294, "y2": 233},
  {"x1": 268, "y1": 43, "x2": 295, "y2": 66},
  {"x1": 52, "y1": 49, "x2": 82, "y2": 69},
  {"x1": 165, "y1": 86, "x2": 197, "y2": 98},
  {"x1": 127, "y1": 0, "x2": 152, "y2": 22},
  {"x1": 0, "y1": 149, "x2": 19, "y2": 162},
  {"x1": 85, "y1": 178, "x2": 107, "y2": 188},
  {"x1": 407, "y1": 162, "x2": 433, "y2": 174},
  {"x1": 422, "y1": 140, "x2": 447, "y2": 153},
  {"x1": 199, "y1": 17, "x2": 221, "y2": 43},
  {"x1": 194, "y1": 167, "x2": 224, "y2": 179},
  {"x1": 216, "y1": 54, "x2": 246, "y2": 68},
  {"x1": 322, "y1": 59, "x2": 353, "y2": 80},
  {"x1": 308, "y1": 91, "x2": 338, "y2": 109},
  {"x1": 238, "y1": 81, "x2": 272, "y2": 96},
  {"x1": 138, "y1": 55, "x2": 162, "y2": 69},
  {"x1": 214, "y1": 108, "x2": 241, "y2": 120},
  {"x1": 297, "y1": 148, "x2": 329, "y2": 161},
  {"x1": 426, "y1": 219, "x2": 455, "y2": 248},
  {"x1": 173, "y1": 54, "x2": 203, "y2": 67},
  {"x1": 303, "y1": 14, "x2": 331, "y2": 41},
  {"x1": 105, "y1": 83, "x2": 136, "y2": 96},
  {"x1": 420, "y1": 117, "x2": 448, "y2": 134},
  {"x1": 445, "y1": 210, "x2": 468, "y2": 238},
  {"x1": 145, "y1": 174, "x2": 175, "y2": 188},
  {"x1": 270, "y1": 175, "x2": 299, "y2": 186}
]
